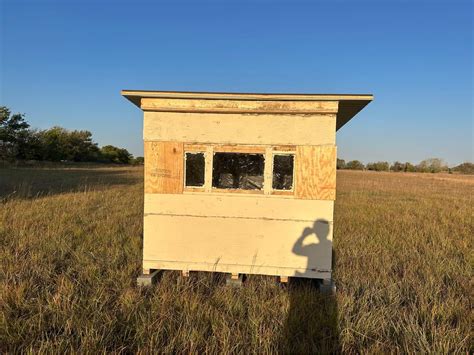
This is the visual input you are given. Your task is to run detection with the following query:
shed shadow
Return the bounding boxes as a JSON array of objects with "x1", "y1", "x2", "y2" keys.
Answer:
[
  {"x1": 279, "y1": 219, "x2": 339, "y2": 353},
  {"x1": 0, "y1": 166, "x2": 142, "y2": 201}
]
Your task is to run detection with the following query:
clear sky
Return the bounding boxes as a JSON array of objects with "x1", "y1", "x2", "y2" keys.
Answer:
[{"x1": 1, "y1": 0, "x2": 472, "y2": 165}]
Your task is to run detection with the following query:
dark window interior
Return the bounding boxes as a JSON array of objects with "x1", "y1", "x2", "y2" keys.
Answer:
[
  {"x1": 212, "y1": 152, "x2": 264, "y2": 190},
  {"x1": 272, "y1": 154, "x2": 294, "y2": 190},
  {"x1": 185, "y1": 152, "x2": 205, "y2": 187}
]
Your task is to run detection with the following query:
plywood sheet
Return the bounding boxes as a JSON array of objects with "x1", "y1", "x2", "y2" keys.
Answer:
[
  {"x1": 144, "y1": 193, "x2": 334, "y2": 221},
  {"x1": 143, "y1": 112, "x2": 336, "y2": 146},
  {"x1": 141, "y1": 97, "x2": 338, "y2": 114},
  {"x1": 143, "y1": 214, "x2": 333, "y2": 277},
  {"x1": 295, "y1": 145, "x2": 337, "y2": 200},
  {"x1": 144, "y1": 141, "x2": 184, "y2": 194}
]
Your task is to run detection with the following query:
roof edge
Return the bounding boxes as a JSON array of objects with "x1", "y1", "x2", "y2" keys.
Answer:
[
  {"x1": 121, "y1": 90, "x2": 373, "y2": 130},
  {"x1": 121, "y1": 89, "x2": 373, "y2": 106}
]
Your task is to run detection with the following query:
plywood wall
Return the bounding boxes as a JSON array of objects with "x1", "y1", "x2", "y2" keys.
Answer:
[
  {"x1": 144, "y1": 141, "x2": 337, "y2": 200},
  {"x1": 295, "y1": 145, "x2": 337, "y2": 200},
  {"x1": 144, "y1": 111, "x2": 336, "y2": 146},
  {"x1": 144, "y1": 141, "x2": 184, "y2": 194},
  {"x1": 143, "y1": 193, "x2": 334, "y2": 278}
]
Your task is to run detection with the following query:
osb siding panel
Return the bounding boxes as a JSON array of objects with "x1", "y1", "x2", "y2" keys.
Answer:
[
  {"x1": 295, "y1": 145, "x2": 337, "y2": 200},
  {"x1": 144, "y1": 141, "x2": 184, "y2": 194},
  {"x1": 143, "y1": 112, "x2": 336, "y2": 146}
]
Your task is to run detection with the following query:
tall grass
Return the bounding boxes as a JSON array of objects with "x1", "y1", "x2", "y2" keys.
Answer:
[{"x1": 1, "y1": 167, "x2": 472, "y2": 353}]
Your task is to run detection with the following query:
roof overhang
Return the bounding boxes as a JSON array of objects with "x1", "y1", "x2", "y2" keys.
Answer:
[{"x1": 121, "y1": 90, "x2": 373, "y2": 131}]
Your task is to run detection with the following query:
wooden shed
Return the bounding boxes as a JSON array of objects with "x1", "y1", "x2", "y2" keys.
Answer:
[{"x1": 122, "y1": 90, "x2": 373, "y2": 288}]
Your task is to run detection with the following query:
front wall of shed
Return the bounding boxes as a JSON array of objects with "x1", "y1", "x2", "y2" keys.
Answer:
[
  {"x1": 143, "y1": 194, "x2": 333, "y2": 278},
  {"x1": 142, "y1": 109, "x2": 337, "y2": 279}
]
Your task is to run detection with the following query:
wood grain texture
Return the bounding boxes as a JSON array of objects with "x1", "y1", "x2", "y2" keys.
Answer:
[
  {"x1": 295, "y1": 145, "x2": 337, "y2": 200},
  {"x1": 141, "y1": 97, "x2": 338, "y2": 114},
  {"x1": 213, "y1": 145, "x2": 265, "y2": 154},
  {"x1": 211, "y1": 188, "x2": 264, "y2": 195},
  {"x1": 184, "y1": 144, "x2": 207, "y2": 152},
  {"x1": 271, "y1": 190, "x2": 294, "y2": 196},
  {"x1": 272, "y1": 145, "x2": 296, "y2": 152},
  {"x1": 144, "y1": 112, "x2": 336, "y2": 146},
  {"x1": 144, "y1": 141, "x2": 184, "y2": 194}
]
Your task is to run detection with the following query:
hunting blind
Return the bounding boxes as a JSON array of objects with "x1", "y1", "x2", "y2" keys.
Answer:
[{"x1": 122, "y1": 90, "x2": 373, "y2": 288}]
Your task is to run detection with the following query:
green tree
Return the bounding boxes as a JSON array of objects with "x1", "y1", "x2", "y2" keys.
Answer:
[
  {"x1": 337, "y1": 158, "x2": 346, "y2": 169},
  {"x1": 390, "y1": 161, "x2": 404, "y2": 172},
  {"x1": 36, "y1": 127, "x2": 100, "y2": 162},
  {"x1": 64, "y1": 129, "x2": 100, "y2": 162},
  {"x1": 367, "y1": 161, "x2": 390, "y2": 171},
  {"x1": 452, "y1": 162, "x2": 474, "y2": 174},
  {"x1": 404, "y1": 162, "x2": 416, "y2": 172},
  {"x1": 417, "y1": 158, "x2": 447, "y2": 173},
  {"x1": 100, "y1": 145, "x2": 132, "y2": 164},
  {"x1": 346, "y1": 160, "x2": 365, "y2": 170},
  {"x1": 0, "y1": 106, "x2": 31, "y2": 160},
  {"x1": 131, "y1": 156, "x2": 144, "y2": 165}
]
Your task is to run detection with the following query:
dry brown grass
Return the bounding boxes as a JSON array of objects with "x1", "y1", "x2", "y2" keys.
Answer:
[{"x1": 1, "y1": 167, "x2": 472, "y2": 353}]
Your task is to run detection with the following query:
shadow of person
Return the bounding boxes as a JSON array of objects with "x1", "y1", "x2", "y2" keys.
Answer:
[
  {"x1": 279, "y1": 219, "x2": 339, "y2": 353},
  {"x1": 292, "y1": 219, "x2": 331, "y2": 278}
]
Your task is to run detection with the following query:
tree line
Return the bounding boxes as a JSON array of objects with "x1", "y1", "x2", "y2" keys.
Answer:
[
  {"x1": 2, "y1": 106, "x2": 472, "y2": 173},
  {"x1": 0, "y1": 106, "x2": 143, "y2": 164},
  {"x1": 337, "y1": 158, "x2": 473, "y2": 174}
]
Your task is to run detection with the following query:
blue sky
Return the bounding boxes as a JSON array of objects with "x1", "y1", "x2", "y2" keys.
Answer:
[{"x1": 1, "y1": 0, "x2": 472, "y2": 165}]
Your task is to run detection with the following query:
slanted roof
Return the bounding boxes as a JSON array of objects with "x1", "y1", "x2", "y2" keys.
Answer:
[{"x1": 121, "y1": 89, "x2": 373, "y2": 131}]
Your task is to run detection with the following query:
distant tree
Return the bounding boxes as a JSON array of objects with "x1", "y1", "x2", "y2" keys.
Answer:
[
  {"x1": 345, "y1": 160, "x2": 365, "y2": 170},
  {"x1": 390, "y1": 161, "x2": 404, "y2": 172},
  {"x1": 452, "y1": 162, "x2": 474, "y2": 174},
  {"x1": 0, "y1": 106, "x2": 30, "y2": 161},
  {"x1": 131, "y1": 156, "x2": 144, "y2": 165},
  {"x1": 100, "y1": 145, "x2": 132, "y2": 164},
  {"x1": 65, "y1": 129, "x2": 100, "y2": 162},
  {"x1": 404, "y1": 162, "x2": 416, "y2": 172},
  {"x1": 337, "y1": 158, "x2": 346, "y2": 170},
  {"x1": 37, "y1": 127, "x2": 66, "y2": 161},
  {"x1": 1, "y1": 106, "x2": 136, "y2": 164},
  {"x1": 367, "y1": 161, "x2": 390, "y2": 172},
  {"x1": 17, "y1": 128, "x2": 44, "y2": 160},
  {"x1": 35, "y1": 127, "x2": 100, "y2": 162},
  {"x1": 417, "y1": 158, "x2": 448, "y2": 173}
]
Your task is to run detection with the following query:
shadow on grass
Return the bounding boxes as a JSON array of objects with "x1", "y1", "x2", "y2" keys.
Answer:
[
  {"x1": 0, "y1": 166, "x2": 142, "y2": 201},
  {"x1": 279, "y1": 278, "x2": 339, "y2": 353},
  {"x1": 279, "y1": 218, "x2": 339, "y2": 352}
]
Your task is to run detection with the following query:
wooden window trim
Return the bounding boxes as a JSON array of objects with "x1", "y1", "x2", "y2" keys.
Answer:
[
  {"x1": 184, "y1": 187, "x2": 206, "y2": 193},
  {"x1": 270, "y1": 151, "x2": 296, "y2": 194},
  {"x1": 184, "y1": 151, "x2": 206, "y2": 188},
  {"x1": 270, "y1": 190, "x2": 294, "y2": 196},
  {"x1": 181, "y1": 144, "x2": 298, "y2": 196},
  {"x1": 211, "y1": 188, "x2": 264, "y2": 195},
  {"x1": 213, "y1": 145, "x2": 265, "y2": 154}
]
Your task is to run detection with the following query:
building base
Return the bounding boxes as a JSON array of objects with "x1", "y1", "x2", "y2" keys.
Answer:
[{"x1": 137, "y1": 269, "x2": 160, "y2": 286}]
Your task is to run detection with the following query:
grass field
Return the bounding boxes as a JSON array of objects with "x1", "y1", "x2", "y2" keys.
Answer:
[{"x1": 1, "y1": 166, "x2": 472, "y2": 353}]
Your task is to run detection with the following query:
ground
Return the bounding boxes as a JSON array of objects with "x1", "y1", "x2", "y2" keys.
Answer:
[{"x1": 1, "y1": 166, "x2": 472, "y2": 353}]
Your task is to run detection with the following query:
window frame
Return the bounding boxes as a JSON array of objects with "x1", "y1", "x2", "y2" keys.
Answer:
[
  {"x1": 182, "y1": 144, "x2": 296, "y2": 196},
  {"x1": 184, "y1": 151, "x2": 206, "y2": 189},
  {"x1": 271, "y1": 151, "x2": 296, "y2": 193}
]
